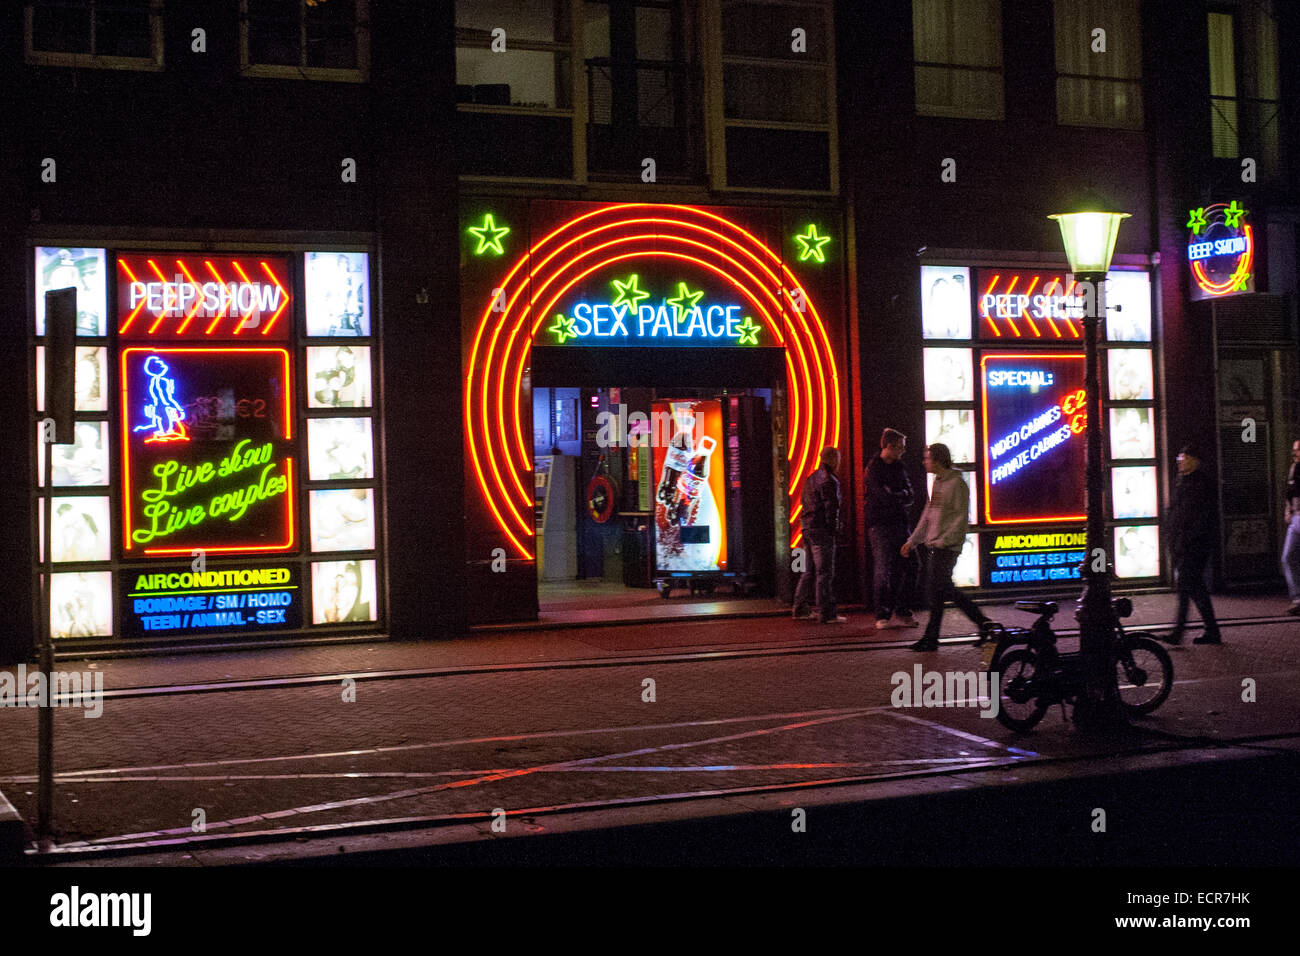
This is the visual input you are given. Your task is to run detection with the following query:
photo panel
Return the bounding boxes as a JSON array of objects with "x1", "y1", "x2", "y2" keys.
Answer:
[
  {"x1": 309, "y1": 488, "x2": 377, "y2": 552},
  {"x1": 307, "y1": 345, "x2": 373, "y2": 408},
  {"x1": 311, "y1": 558, "x2": 378, "y2": 624},
  {"x1": 305, "y1": 251, "x2": 371, "y2": 336},
  {"x1": 1115, "y1": 524, "x2": 1161, "y2": 578},
  {"x1": 953, "y1": 534, "x2": 979, "y2": 588},
  {"x1": 37, "y1": 420, "x2": 110, "y2": 487},
  {"x1": 1111, "y1": 466, "x2": 1158, "y2": 519},
  {"x1": 36, "y1": 346, "x2": 108, "y2": 412},
  {"x1": 920, "y1": 265, "x2": 972, "y2": 340},
  {"x1": 307, "y1": 417, "x2": 374, "y2": 480},
  {"x1": 1109, "y1": 406, "x2": 1156, "y2": 459},
  {"x1": 40, "y1": 496, "x2": 113, "y2": 562},
  {"x1": 925, "y1": 407, "x2": 976, "y2": 465},
  {"x1": 49, "y1": 571, "x2": 113, "y2": 638},
  {"x1": 35, "y1": 247, "x2": 108, "y2": 336},
  {"x1": 923, "y1": 348, "x2": 973, "y2": 402},
  {"x1": 1105, "y1": 270, "x2": 1152, "y2": 342},
  {"x1": 1107, "y1": 348, "x2": 1154, "y2": 401}
]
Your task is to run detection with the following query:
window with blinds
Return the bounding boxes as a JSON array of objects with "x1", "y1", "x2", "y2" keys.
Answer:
[
  {"x1": 1207, "y1": 2, "x2": 1280, "y2": 177},
  {"x1": 1054, "y1": 0, "x2": 1143, "y2": 129},
  {"x1": 912, "y1": 0, "x2": 1004, "y2": 121}
]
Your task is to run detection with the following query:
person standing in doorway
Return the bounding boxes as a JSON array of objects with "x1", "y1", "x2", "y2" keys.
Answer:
[
  {"x1": 866, "y1": 428, "x2": 918, "y2": 631},
  {"x1": 793, "y1": 446, "x2": 847, "y2": 624},
  {"x1": 1161, "y1": 444, "x2": 1223, "y2": 644},
  {"x1": 901, "y1": 443, "x2": 994, "y2": 651},
  {"x1": 1281, "y1": 439, "x2": 1300, "y2": 615}
]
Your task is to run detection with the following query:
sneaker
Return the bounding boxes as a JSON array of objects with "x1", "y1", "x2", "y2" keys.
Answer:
[
  {"x1": 889, "y1": 613, "x2": 920, "y2": 629},
  {"x1": 909, "y1": 637, "x2": 939, "y2": 651},
  {"x1": 792, "y1": 606, "x2": 815, "y2": 621},
  {"x1": 874, "y1": 616, "x2": 900, "y2": 630},
  {"x1": 821, "y1": 614, "x2": 848, "y2": 624},
  {"x1": 1193, "y1": 633, "x2": 1222, "y2": 645},
  {"x1": 1158, "y1": 629, "x2": 1184, "y2": 645},
  {"x1": 973, "y1": 618, "x2": 999, "y2": 646}
]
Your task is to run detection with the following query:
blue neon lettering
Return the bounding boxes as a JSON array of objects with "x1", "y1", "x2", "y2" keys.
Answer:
[{"x1": 571, "y1": 302, "x2": 593, "y2": 336}]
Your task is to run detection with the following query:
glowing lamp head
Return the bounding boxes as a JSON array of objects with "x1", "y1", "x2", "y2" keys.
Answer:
[{"x1": 1048, "y1": 203, "x2": 1130, "y2": 276}]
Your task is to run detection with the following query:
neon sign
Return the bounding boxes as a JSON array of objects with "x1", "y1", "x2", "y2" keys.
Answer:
[
  {"x1": 981, "y1": 532, "x2": 1086, "y2": 587},
  {"x1": 981, "y1": 353, "x2": 1087, "y2": 525},
  {"x1": 133, "y1": 355, "x2": 189, "y2": 443},
  {"x1": 464, "y1": 202, "x2": 842, "y2": 558},
  {"x1": 794, "y1": 224, "x2": 831, "y2": 263},
  {"x1": 121, "y1": 565, "x2": 301, "y2": 637},
  {"x1": 1187, "y1": 201, "x2": 1254, "y2": 299},
  {"x1": 116, "y1": 255, "x2": 290, "y2": 339},
  {"x1": 545, "y1": 300, "x2": 762, "y2": 346},
  {"x1": 467, "y1": 213, "x2": 510, "y2": 256},
  {"x1": 121, "y1": 348, "x2": 295, "y2": 554}
]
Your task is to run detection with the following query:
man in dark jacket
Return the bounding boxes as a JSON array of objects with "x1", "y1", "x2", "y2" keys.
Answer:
[
  {"x1": 793, "y1": 446, "x2": 846, "y2": 624},
  {"x1": 1282, "y1": 439, "x2": 1300, "y2": 615},
  {"x1": 866, "y1": 428, "x2": 918, "y2": 630},
  {"x1": 1162, "y1": 444, "x2": 1222, "y2": 644}
]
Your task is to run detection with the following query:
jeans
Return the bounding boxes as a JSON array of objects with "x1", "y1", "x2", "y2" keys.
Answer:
[
  {"x1": 794, "y1": 531, "x2": 837, "y2": 621},
  {"x1": 869, "y1": 524, "x2": 914, "y2": 618},
  {"x1": 1173, "y1": 550, "x2": 1220, "y2": 637},
  {"x1": 1283, "y1": 514, "x2": 1300, "y2": 603},
  {"x1": 920, "y1": 546, "x2": 986, "y2": 642}
]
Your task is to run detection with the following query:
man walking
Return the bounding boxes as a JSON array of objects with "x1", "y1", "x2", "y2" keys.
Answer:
[
  {"x1": 1162, "y1": 444, "x2": 1223, "y2": 644},
  {"x1": 866, "y1": 428, "x2": 918, "y2": 631},
  {"x1": 1281, "y1": 439, "x2": 1300, "y2": 615},
  {"x1": 901, "y1": 443, "x2": 994, "y2": 651},
  {"x1": 793, "y1": 446, "x2": 847, "y2": 624}
]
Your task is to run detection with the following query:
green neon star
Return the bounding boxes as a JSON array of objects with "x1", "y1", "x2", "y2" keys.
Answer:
[
  {"x1": 735, "y1": 316, "x2": 761, "y2": 345},
  {"x1": 610, "y1": 274, "x2": 651, "y2": 311},
  {"x1": 1186, "y1": 207, "x2": 1208, "y2": 236},
  {"x1": 794, "y1": 224, "x2": 831, "y2": 263},
  {"x1": 1223, "y1": 200, "x2": 1248, "y2": 229},
  {"x1": 666, "y1": 281, "x2": 705, "y2": 323},
  {"x1": 1232, "y1": 272, "x2": 1251, "y2": 292},
  {"x1": 467, "y1": 213, "x2": 510, "y2": 255},
  {"x1": 548, "y1": 313, "x2": 577, "y2": 343}
]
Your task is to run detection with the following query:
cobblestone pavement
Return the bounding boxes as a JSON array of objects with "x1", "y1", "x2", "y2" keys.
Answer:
[{"x1": 0, "y1": 600, "x2": 1295, "y2": 851}]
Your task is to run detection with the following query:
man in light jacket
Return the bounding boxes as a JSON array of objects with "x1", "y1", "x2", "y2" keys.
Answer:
[{"x1": 901, "y1": 443, "x2": 994, "y2": 651}]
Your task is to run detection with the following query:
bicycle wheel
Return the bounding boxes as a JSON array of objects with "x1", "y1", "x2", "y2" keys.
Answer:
[
  {"x1": 994, "y1": 648, "x2": 1050, "y2": 732},
  {"x1": 984, "y1": 630, "x2": 1025, "y2": 673},
  {"x1": 1116, "y1": 633, "x2": 1174, "y2": 716}
]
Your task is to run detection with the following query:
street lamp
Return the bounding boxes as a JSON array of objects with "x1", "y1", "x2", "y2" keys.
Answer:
[{"x1": 1048, "y1": 199, "x2": 1130, "y2": 732}]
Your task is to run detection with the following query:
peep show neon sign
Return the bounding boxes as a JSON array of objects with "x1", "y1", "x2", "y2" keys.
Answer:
[
  {"x1": 1186, "y1": 201, "x2": 1254, "y2": 300},
  {"x1": 543, "y1": 275, "x2": 764, "y2": 347}
]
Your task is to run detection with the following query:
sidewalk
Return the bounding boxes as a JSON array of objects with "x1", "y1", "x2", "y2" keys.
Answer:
[{"x1": 12, "y1": 588, "x2": 1295, "y2": 692}]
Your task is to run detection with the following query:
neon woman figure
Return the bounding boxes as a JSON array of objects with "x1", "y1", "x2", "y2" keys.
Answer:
[{"x1": 134, "y1": 355, "x2": 189, "y2": 442}]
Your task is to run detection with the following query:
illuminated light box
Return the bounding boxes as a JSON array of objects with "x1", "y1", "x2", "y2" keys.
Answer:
[
  {"x1": 309, "y1": 488, "x2": 377, "y2": 552},
  {"x1": 925, "y1": 408, "x2": 976, "y2": 465},
  {"x1": 952, "y1": 534, "x2": 979, "y2": 589},
  {"x1": 1104, "y1": 271, "x2": 1152, "y2": 342},
  {"x1": 981, "y1": 530, "x2": 1087, "y2": 588},
  {"x1": 40, "y1": 496, "x2": 113, "y2": 563},
  {"x1": 120, "y1": 348, "x2": 296, "y2": 555},
  {"x1": 980, "y1": 353, "x2": 1087, "y2": 524},
  {"x1": 923, "y1": 348, "x2": 973, "y2": 402},
  {"x1": 1109, "y1": 407, "x2": 1156, "y2": 459},
  {"x1": 120, "y1": 564, "x2": 301, "y2": 639},
  {"x1": 651, "y1": 400, "x2": 727, "y2": 573},
  {"x1": 1112, "y1": 466, "x2": 1158, "y2": 519},
  {"x1": 307, "y1": 417, "x2": 374, "y2": 480},
  {"x1": 920, "y1": 266, "x2": 972, "y2": 339},
  {"x1": 1187, "y1": 201, "x2": 1254, "y2": 300},
  {"x1": 50, "y1": 571, "x2": 113, "y2": 638},
  {"x1": 976, "y1": 269, "x2": 1153, "y2": 342},
  {"x1": 1115, "y1": 525, "x2": 1160, "y2": 578},
  {"x1": 305, "y1": 252, "x2": 370, "y2": 336},
  {"x1": 1107, "y1": 349, "x2": 1154, "y2": 401},
  {"x1": 116, "y1": 255, "x2": 291, "y2": 340},
  {"x1": 38, "y1": 421, "x2": 110, "y2": 487},
  {"x1": 37, "y1": 346, "x2": 108, "y2": 412},
  {"x1": 35, "y1": 247, "x2": 107, "y2": 336},
  {"x1": 311, "y1": 559, "x2": 378, "y2": 624},
  {"x1": 307, "y1": 345, "x2": 373, "y2": 408}
]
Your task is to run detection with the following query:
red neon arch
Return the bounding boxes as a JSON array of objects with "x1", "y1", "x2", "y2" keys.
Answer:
[{"x1": 466, "y1": 204, "x2": 842, "y2": 559}]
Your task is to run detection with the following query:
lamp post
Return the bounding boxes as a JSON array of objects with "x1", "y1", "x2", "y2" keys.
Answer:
[{"x1": 1048, "y1": 201, "x2": 1130, "y2": 732}]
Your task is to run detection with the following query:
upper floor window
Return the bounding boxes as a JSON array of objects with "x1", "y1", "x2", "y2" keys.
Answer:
[
  {"x1": 241, "y1": 0, "x2": 370, "y2": 81},
  {"x1": 25, "y1": 0, "x2": 163, "y2": 70},
  {"x1": 1208, "y1": 2, "x2": 1280, "y2": 177},
  {"x1": 912, "y1": 0, "x2": 1004, "y2": 120},
  {"x1": 1054, "y1": 0, "x2": 1143, "y2": 129}
]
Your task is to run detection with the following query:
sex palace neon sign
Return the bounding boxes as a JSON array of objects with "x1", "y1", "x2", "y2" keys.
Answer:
[
  {"x1": 465, "y1": 203, "x2": 842, "y2": 558},
  {"x1": 1186, "y1": 201, "x2": 1254, "y2": 300},
  {"x1": 116, "y1": 255, "x2": 291, "y2": 339}
]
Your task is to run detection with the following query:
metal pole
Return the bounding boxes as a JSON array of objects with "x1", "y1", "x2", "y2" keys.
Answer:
[
  {"x1": 1074, "y1": 274, "x2": 1125, "y2": 731},
  {"x1": 38, "y1": 429, "x2": 55, "y2": 843}
]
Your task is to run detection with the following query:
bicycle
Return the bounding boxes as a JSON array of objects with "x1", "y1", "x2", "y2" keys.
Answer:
[{"x1": 982, "y1": 597, "x2": 1174, "y2": 732}]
